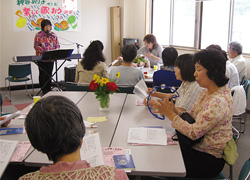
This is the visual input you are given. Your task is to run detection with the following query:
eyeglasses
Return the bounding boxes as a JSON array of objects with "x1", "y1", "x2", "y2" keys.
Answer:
[{"x1": 147, "y1": 85, "x2": 180, "y2": 120}]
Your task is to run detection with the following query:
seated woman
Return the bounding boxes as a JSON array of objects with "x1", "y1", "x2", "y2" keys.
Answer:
[
  {"x1": 19, "y1": 96, "x2": 129, "y2": 180},
  {"x1": 75, "y1": 40, "x2": 108, "y2": 84},
  {"x1": 152, "y1": 47, "x2": 182, "y2": 88},
  {"x1": 206, "y1": 44, "x2": 239, "y2": 89},
  {"x1": 146, "y1": 54, "x2": 202, "y2": 112},
  {"x1": 137, "y1": 34, "x2": 163, "y2": 66},
  {"x1": 109, "y1": 44, "x2": 144, "y2": 86},
  {"x1": 153, "y1": 49, "x2": 233, "y2": 178}
]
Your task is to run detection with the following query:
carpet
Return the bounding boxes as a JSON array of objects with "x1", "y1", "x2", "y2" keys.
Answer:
[{"x1": 2, "y1": 99, "x2": 32, "y2": 114}]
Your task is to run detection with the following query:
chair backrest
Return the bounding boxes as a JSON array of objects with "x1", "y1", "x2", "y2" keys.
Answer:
[
  {"x1": 8, "y1": 63, "x2": 32, "y2": 78},
  {"x1": 65, "y1": 82, "x2": 90, "y2": 91},
  {"x1": 0, "y1": 93, "x2": 3, "y2": 115},
  {"x1": 238, "y1": 158, "x2": 250, "y2": 180},
  {"x1": 117, "y1": 86, "x2": 135, "y2": 94},
  {"x1": 240, "y1": 76, "x2": 246, "y2": 85},
  {"x1": 243, "y1": 79, "x2": 250, "y2": 99}
]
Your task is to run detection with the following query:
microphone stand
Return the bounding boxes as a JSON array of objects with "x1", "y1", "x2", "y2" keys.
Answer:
[
  {"x1": 51, "y1": 35, "x2": 83, "y2": 89},
  {"x1": 57, "y1": 36, "x2": 83, "y2": 62}
]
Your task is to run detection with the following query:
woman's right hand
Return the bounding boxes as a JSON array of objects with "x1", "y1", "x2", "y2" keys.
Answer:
[
  {"x1": 0, "y1": 116, "x2": 11, "y2": 127},
  {"x1": 152, "y1": 98, "x2": 177, "y2": 121},
  {"x1": 143, "y1": 97, "x2": 161, "y2": 108}
]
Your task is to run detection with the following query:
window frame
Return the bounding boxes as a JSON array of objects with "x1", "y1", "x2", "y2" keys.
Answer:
[{"x1": 151, "y1": 0, "x2": 250, "y2": 55}]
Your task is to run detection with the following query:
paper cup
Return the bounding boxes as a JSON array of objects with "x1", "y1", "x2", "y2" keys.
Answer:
[
  {"x1": 153, "y1": 65, "x2": 158, "y2": 71},
  {"x1": 33, "y1": 96, "x2": 41, "y2": 104}
]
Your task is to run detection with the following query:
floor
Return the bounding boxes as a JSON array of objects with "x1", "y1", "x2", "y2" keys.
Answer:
[{"x1": 1, "y1": 88, "x2": 250, "y2": 180}]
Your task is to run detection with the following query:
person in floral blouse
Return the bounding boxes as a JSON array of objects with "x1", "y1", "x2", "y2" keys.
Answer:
[
  {"x1": 34, "y1": 19, "x2": 60, "y2": 95},
  {"x1": 154, "y1": 49, "x2": 233, "y2": 178}
]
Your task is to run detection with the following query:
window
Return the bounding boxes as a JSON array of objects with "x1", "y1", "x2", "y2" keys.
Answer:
[
  {"x1": 172, "y1": 0, "x2": 195, "y2": 47},
  {"x1": 152, "y1": 0, "x2": 250, "y2": 53},
  {"x1": 232, "y1": 0, "x2": 250, "y2": 53},
  {"x1": 201, "y1": 0, "x2": 230, "y2": 50},
  {"x1": 152, "y1": 0, "x2": 171, "y2": 45}
]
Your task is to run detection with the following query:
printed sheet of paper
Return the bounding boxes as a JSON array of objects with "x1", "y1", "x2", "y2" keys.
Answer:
[
  {"x1": 135, "y1": 99, "x2": 145, "y2": 106},
  {"x1": 0, "y1": 139, "x2": 18, "y2": 177},
  {"x1": 133, "y1": 79, "x2": 148, "y2": 99},
  {"x1": 0, "y1": 127, "x2": 24, "y2": 136},
  {"x1": 103, "y1": 147, "x2": 124, "y2": 167},
  {"x1": 10, "y1": 141, "x2": 31, "y2": 162},
  {"x1": 87, "y1": 116, "x2": 107, "y2": 123},
  {"x1": 80, "y1": 133, "x2": 104, "y2": 167},
  {"x1": 127, "y1": 128, "x2": 167, "y2": 145}
]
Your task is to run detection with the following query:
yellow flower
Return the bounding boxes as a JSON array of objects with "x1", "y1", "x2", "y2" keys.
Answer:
[
  {"x1": 100, "y1": 78, "x2": 109, "y2": 86},
  {"x1": 116, "y1": 72, "x2": 120, "y2": 79},
  {"x1": 93, "y1": 74, "x2": 100, "y2": 83}
]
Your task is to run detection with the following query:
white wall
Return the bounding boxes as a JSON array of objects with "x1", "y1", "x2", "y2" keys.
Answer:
[
  {"x1": 0, "y1": 0, "x2": 120, "y2": 87},
  {"x1": 0, "y1": 0, "x2": 2, "y2": 84},
  {"x1": 120, "y1": 0, "x2": 146, "y2": 46}
]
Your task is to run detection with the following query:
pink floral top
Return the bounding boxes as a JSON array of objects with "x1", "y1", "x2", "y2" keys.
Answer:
[
  {"x1": 172, "y1": 86, "x2": 233, "y2": 158},
  {"x1": 34, "y1": 31, "x2": 60, "y2": 56},
  {"x1": 19, "y1": 160, "x2": 129, "y2": 180}
]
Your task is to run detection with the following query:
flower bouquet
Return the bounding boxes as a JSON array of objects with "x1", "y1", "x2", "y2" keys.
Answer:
[
  {"x1": 132, "y1": 55, "x2": 150, "y2": 68},
  {"x1": 89, "y1": 74, "x2": 118, "y2": 110}
]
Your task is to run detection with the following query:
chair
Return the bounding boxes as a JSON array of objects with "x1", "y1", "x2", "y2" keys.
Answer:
[
  {"x1": 117, "y1": 85, "x2": 135, "y2": 94},
  {"x1": 0, "y1": 92, "x2": 10, "y2": 116},
  {"x1": 238, "y1": 159, "x2": 250, "y2": 180},
  {"x1": 65, "y1": 82, "x2": 90, "y2": 91},
  {"x1": 243, "y1": 79, "x2": 250, "y2": 99},
  {"x1": 0, "y1": 93, "x2": 3, "y2": 115},
  {"x1": 232, "y1": 80, "x2": 250, "y2": 134},
  {"x1": 240, "y1": 76, "x2": 246, "y2": 86},
  {"x1": 5, "y1": 63, "x2": 34, "y2": 102}
]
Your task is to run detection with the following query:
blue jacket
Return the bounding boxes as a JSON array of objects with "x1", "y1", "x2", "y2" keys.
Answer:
[{"x1": 153, "y1": 70, "x2": 182, "y2": 87}]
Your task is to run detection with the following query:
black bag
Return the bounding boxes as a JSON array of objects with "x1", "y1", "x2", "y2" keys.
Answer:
[{"x1": 172, "y1": 112, "x2": 203, "y2": 147}]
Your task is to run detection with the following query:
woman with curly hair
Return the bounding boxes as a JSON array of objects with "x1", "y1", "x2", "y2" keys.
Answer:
[{"x1": 75, "y1": 40, "x2": 108, "y2": 84}]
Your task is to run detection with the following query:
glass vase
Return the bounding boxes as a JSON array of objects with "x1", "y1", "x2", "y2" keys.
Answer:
[{"x1": 99, "y1": 96, "x2": 110, "y2": 111}]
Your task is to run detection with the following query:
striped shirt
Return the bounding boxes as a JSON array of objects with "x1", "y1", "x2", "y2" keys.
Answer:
[{"x1": 175, "y1": 81, "x2": 202, "y2": 111}]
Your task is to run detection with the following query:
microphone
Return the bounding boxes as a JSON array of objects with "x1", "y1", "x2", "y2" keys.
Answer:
[{"x1": 46, "y1": 30, "x2": 52, "y2": 36}]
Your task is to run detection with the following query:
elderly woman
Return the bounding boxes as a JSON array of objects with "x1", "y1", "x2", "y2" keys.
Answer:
[
  {"x1": 154, "y1": 49, "x2": 233, "y2": 178},
  {"x1": 146, "y1": 54, "x2": 202, "y2": 112},
  {"x1": 137, "y1": 34, "x2": 163, "y2": 66},
  {"x1": 19, "y1": 96, "x2": 128, "y2": 180},
  {"x1": 228, "y1": 41, "x2": 247, "y2": 83}
]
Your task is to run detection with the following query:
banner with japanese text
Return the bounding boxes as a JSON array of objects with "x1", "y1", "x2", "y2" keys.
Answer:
[{"x1": 13, "y1": 0, "x2": 80, "y2": 32}]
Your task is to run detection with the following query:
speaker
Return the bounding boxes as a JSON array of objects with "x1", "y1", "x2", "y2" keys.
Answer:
[{"x1": 64, "y1": 66, "x2": 76, "y2": 82}]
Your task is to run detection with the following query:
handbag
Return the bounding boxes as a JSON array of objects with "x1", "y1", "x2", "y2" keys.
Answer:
[{"x1": 172, "y1": 112, "x2": 203, "y2": 148}]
